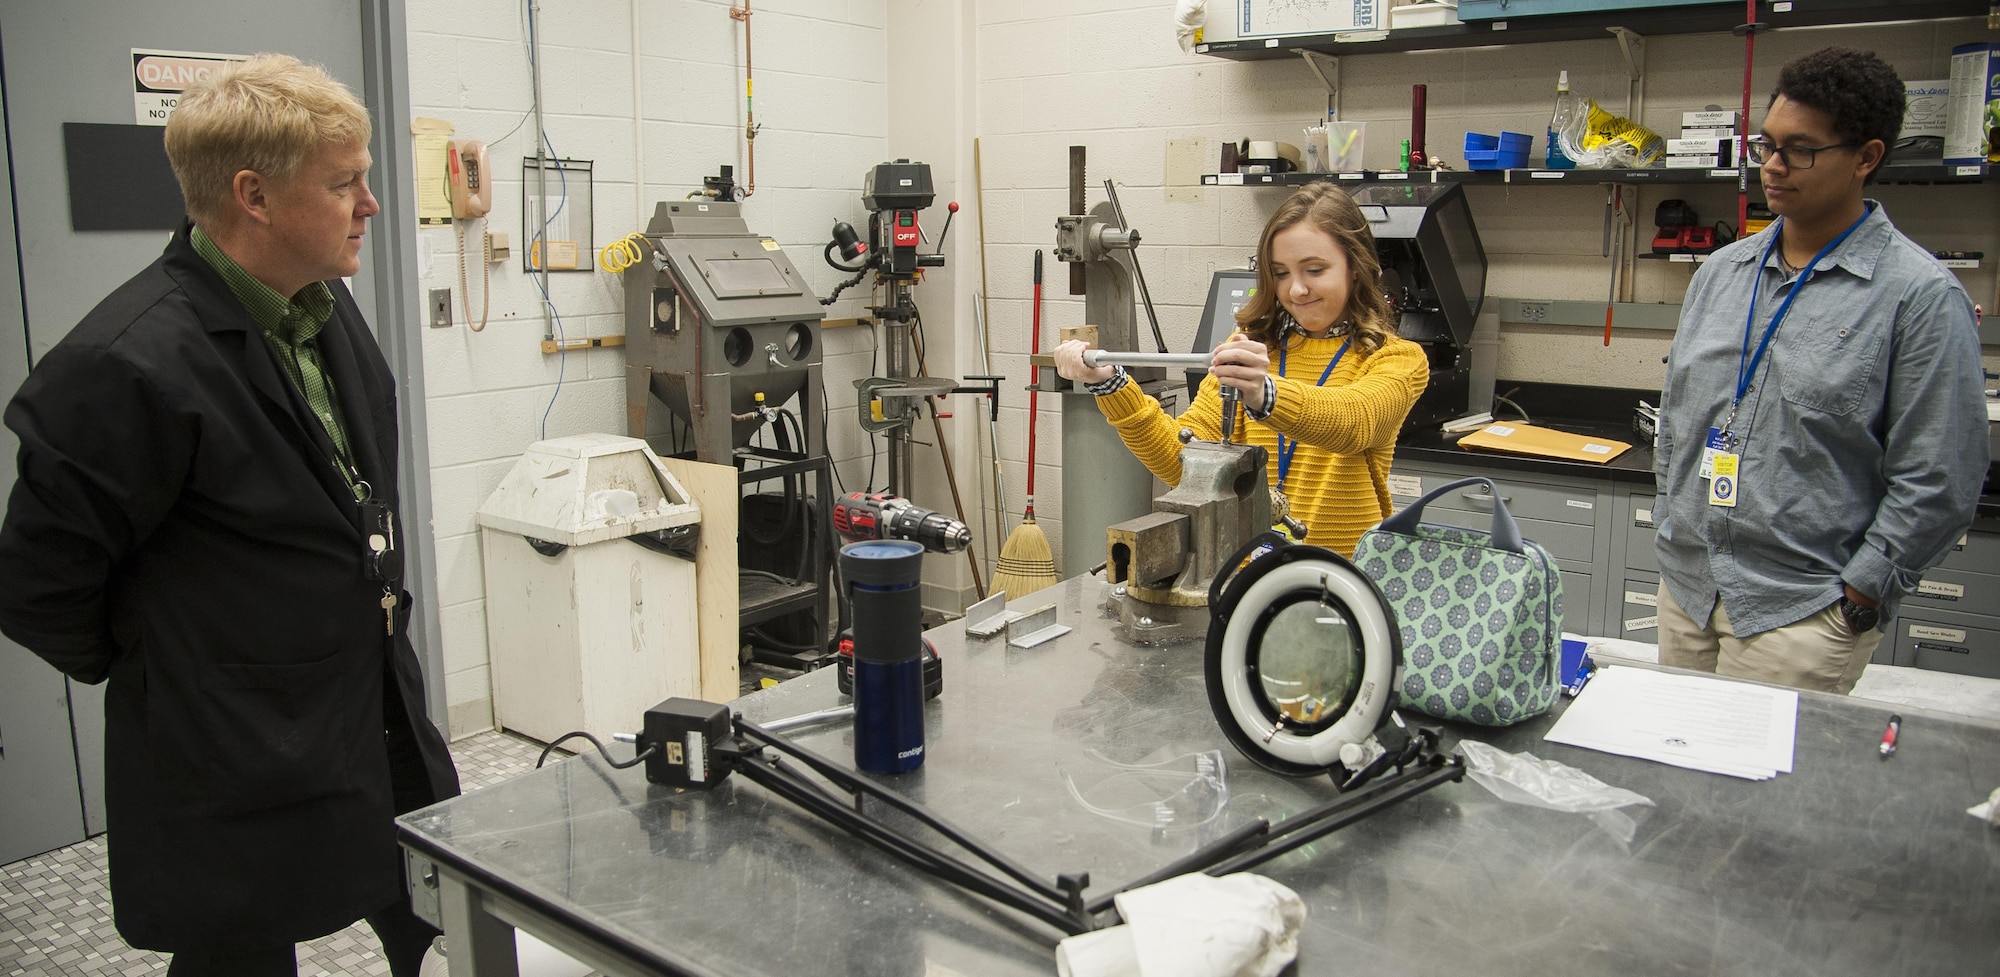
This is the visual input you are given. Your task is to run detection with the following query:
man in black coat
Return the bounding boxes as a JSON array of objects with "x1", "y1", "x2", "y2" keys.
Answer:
[{"x1": 0, "y1": 54, "x2": 458, "y2": 976}]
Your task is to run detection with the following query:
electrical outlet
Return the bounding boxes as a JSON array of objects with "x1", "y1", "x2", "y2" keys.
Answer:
[
  {"x1": 429, "y1": 288, "x2": 452, "y2": 328},
  {"x1": 1517, "y1": 301, "x2": 1550, "y2": 323}
]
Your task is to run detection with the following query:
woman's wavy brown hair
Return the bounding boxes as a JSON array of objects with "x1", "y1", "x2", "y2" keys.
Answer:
[{"x1": 1233, "y1": 182, "x2": 1396, "y2": 355}]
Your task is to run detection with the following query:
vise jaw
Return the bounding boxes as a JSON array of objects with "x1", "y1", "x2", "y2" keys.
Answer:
[{"x1": 1106, "y1": 437, "x2": 1270, "y2": 615}]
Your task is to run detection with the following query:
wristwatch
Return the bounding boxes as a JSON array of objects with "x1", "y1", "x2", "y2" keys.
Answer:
[{"x1": 1836, "y1": 594, "x2": 1880, "y2": 633}]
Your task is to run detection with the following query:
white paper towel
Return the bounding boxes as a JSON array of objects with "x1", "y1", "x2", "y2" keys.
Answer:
[{"x1": 1055, "y1": 873, "x2": 1306, "y2": 977}]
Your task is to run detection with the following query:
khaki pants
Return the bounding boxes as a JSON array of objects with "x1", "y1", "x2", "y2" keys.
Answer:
[{"x1": 1655, "y1": 582, "x2": 1880, "y2": 694}]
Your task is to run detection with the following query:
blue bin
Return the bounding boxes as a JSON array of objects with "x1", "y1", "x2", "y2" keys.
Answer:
[{"x1": 1464, "y1": 131, "x2": 1532, "y2": 170}]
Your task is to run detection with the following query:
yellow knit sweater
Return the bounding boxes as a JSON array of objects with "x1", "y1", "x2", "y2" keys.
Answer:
[{"x1": 1094, "y1": 334, "x2": 1429, "y2": 557}]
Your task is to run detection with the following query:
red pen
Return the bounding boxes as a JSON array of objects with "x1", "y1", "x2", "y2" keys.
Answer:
[{"x1": 1879, "y1": 714, "x2": 1900, "y2": 759}]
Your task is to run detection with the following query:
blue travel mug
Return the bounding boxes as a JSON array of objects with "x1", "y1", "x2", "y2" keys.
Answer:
[{"x1": 841, "y1": 540, "x2": 927, "y2": 774}]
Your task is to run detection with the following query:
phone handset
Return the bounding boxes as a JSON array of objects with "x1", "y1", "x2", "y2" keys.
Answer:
[
  {"x1": 448, "y1": 139, "x2": 492, "y2": 331},
  {"x1": 448, "y1": 139, "x2": 492, "y2": 219}
]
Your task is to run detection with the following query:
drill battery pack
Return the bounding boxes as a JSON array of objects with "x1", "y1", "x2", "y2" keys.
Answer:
[{"x1": 835, "y1": 632, "x2": 944, "y2": 700}]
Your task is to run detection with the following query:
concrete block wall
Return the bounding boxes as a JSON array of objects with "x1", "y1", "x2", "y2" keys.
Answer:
[
  {"x1": 402, "y1": 1, "x2": 1999, "y2": 739},
  {"x1": 406, "y1": 0, "x2": 898, "y2": 738},
  {"x1": 971, "y1": 3, "x2": 2000, "y2": 575}
]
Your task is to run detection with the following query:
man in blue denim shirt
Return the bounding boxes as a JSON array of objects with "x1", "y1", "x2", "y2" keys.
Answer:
[{"x1": 1655, "y1": 47, "x2": 1987, "y2": 693}]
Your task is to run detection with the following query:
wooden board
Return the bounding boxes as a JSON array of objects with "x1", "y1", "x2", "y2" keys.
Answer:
[{"x1": 661, "y1": 458, "x2": 740, "y2": 700}]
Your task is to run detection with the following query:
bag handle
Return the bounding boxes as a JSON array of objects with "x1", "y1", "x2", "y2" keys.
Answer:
[{"x1": 1376, "y1": 476, "x2": 1526, "y2": 554}]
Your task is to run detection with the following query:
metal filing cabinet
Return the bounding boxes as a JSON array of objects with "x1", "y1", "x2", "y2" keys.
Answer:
[
  {"x1": 1389, "y1": 461, "x2": 1612, "y2": 636},
  {"x1": 1886, "y1": 530, "x2": 2000, "y2": 677},
  {"x1": 1610, "y1": 488, "x2": 2000, "y2": 674},
  {"x1": 1613, "y1": 487, "x2": 1660, "y2": 641}
]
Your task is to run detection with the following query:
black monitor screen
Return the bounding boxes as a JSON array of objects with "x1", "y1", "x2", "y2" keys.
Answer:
[{"x1": 1194, "y1": 269, "x2": 1259, "y2": 352}]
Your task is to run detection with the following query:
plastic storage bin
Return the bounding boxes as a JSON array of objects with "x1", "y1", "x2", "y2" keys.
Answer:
[
  {"x1": 1390, "y1": 1, "x2": 1461, "y2": 28},
  {"x1": 1464, "y1": 131, "x2": 1532, "y2": 170}
]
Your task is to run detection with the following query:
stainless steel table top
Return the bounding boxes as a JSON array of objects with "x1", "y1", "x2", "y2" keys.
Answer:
[{"x1": 400, "y1": 575, "x2": 2000, "y2": 976}]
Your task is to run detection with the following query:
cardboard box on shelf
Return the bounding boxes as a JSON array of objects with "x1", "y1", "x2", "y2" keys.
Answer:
[
  {"x1": 1903, "y1": 79, "x2": 1952, "y2": 141},
  {"x1": 1682, "y1": 110, "x2": 1738, "y2": 128},
  {"x1": 1230, "y1": 0, "x2": 1384, "y2": 37},
  {"x1": 1667, "y1": 138, "x2": 1733, "y2": 163},
  {"x1": 1679, "y1": 127, "x2": 1736, "y2": 142},
  {"x1": 1944, "y1": 44, "x2": 1999, "y2": 164}
]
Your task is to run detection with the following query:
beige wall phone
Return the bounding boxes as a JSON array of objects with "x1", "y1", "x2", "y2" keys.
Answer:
[{"x1": 448, "y1": 139, "x2": 492, "y2": 330}]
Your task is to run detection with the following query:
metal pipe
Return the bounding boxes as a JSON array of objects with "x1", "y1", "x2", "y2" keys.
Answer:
[
  {"x1": 762, "y1": 704, "x2": 855, "y2": 733},
  {"x1": 529, "y1": 0, "x2": 551, "y2": 341},
  {"x1": 1082, "y1": 349, "x2": 1212, "y2": 368}
]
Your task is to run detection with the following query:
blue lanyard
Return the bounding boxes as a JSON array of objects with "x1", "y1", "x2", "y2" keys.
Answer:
[
  {"x1": 1728, "y1": 210, "x2": 1868, "y2": 435},
  {"x1": 1275, "y1": 337, "x2": 1350, "y2": 489}
]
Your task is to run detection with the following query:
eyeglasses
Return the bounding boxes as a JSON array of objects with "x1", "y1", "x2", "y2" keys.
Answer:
[{"x1": 1745, "y1": 136, "x2": 1859, "y2": 169}]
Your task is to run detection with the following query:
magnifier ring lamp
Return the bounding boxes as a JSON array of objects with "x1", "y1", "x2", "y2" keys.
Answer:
[{"x1": 1205, "y1": 542, "x2": 1399, "y2": 777}]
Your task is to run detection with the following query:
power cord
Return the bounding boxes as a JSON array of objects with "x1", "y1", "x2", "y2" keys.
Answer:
[{"x1": 535, "y1": 730, "x2": 657, "y2": 770}]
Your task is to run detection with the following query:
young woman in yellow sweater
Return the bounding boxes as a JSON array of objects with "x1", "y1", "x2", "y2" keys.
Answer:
[{"x1": 1053, "y1": 182, "x2": 1429, "y2": 557}]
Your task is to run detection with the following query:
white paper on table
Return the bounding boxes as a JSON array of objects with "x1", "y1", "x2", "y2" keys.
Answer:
[{"x1": 1542, "y1": 666, "x2": 1798, "y2": 780}]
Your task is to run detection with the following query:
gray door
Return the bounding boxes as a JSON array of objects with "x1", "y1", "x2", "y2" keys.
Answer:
[
  {"x1": 0, "y1": 66, "x2": 88, "y2": 864},
  {"x1": 0, "y1": 2, "x2": 424, "y2": 864}
]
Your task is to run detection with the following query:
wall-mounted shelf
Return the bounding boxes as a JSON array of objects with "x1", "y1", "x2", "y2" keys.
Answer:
[
  {"x1": 1201, "y1": 162, "x2": 1991, "y2": 187},
  {"x1": 1194, "y1": 0, "x2": 1989, "y2": 60}
]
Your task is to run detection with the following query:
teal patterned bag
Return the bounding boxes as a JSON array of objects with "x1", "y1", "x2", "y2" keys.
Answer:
[{"x1": 1354, "y1": 476, "x2": 1563, "y2": 726}]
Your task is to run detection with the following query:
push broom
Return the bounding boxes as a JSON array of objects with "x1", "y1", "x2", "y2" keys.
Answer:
[{"x1": 991, "y1": 250, "x2": 1060, "y2": 599}]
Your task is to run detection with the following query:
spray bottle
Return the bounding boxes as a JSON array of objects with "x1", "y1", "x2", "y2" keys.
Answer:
[{"x1": 1547, "y1": 70, "x2": 1581, "y2": 170}]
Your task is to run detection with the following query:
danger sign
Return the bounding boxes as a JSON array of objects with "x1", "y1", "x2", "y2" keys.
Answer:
[{"x1": 132, "y1": 49, "x2": 247, "y2": 126}]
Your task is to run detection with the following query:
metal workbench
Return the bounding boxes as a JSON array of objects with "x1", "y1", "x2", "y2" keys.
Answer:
[{"x1": 399, "y1": 575, "x2": 2000, "y2": 977}]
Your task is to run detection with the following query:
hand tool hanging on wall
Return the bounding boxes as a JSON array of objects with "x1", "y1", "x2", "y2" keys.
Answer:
[
  {"x1": 1604, "y1": 186, "x2": 1623, "y2": 346},
  {"x1": 1734, "y1": 0, "x2": 1764, "y2": 230}
]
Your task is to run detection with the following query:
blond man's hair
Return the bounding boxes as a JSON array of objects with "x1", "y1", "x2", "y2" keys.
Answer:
[{"x1": 163, "y1": 53, "x2": 371, "y2": 224}]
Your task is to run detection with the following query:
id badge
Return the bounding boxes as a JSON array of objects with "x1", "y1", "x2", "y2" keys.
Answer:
[
  {"x1": 1699, "y1": 427, "x2": 1729, "y2": 480},
  {"x1": 1707, "y1": 452, "x2": 1740, "y2": 507}
]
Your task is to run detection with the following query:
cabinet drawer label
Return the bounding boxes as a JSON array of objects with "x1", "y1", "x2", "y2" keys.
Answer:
[
  {"x1": 1624, "y1": 615, "x2": 1658, "y2": 633},
  {"x1": 1624, "y1": 589, "x2": 1658, "y2": 607},
  {"x1": 1388, "y1": 474, "x2": 1423, "y2": 498},
  {"x1": 1915, "y1": 580, "x2": 1965, "y2": 599},
  {"x1": 1915, "y1": 642, "x2": 1970, "y2": 655},
  {"x1": 1634, "y1": 507, "x2": 1654, "y2": 526},
  {"x1": 1908, "y1": 624, "x2": 1966, "y2": 643},
  {"x1": 1566, "y1": 498, "x2": 1594, "y2": 510}
]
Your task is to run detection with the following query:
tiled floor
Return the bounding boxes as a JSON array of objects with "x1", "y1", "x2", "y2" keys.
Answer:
[
  {"x1": 1, "y1": 729, "x2": 552, "y2": 977},
  {"x1": 0, "y1": 659, "x2": 804, "y2": 977}
]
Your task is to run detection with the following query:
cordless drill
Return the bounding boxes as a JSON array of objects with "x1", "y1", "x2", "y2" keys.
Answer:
[
  {"x1": 831, "y1": 492, "x2": 972, "y2": 553},
  {"x1": 828, "y1": 493, "x2": 966, "y2": 708}
]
